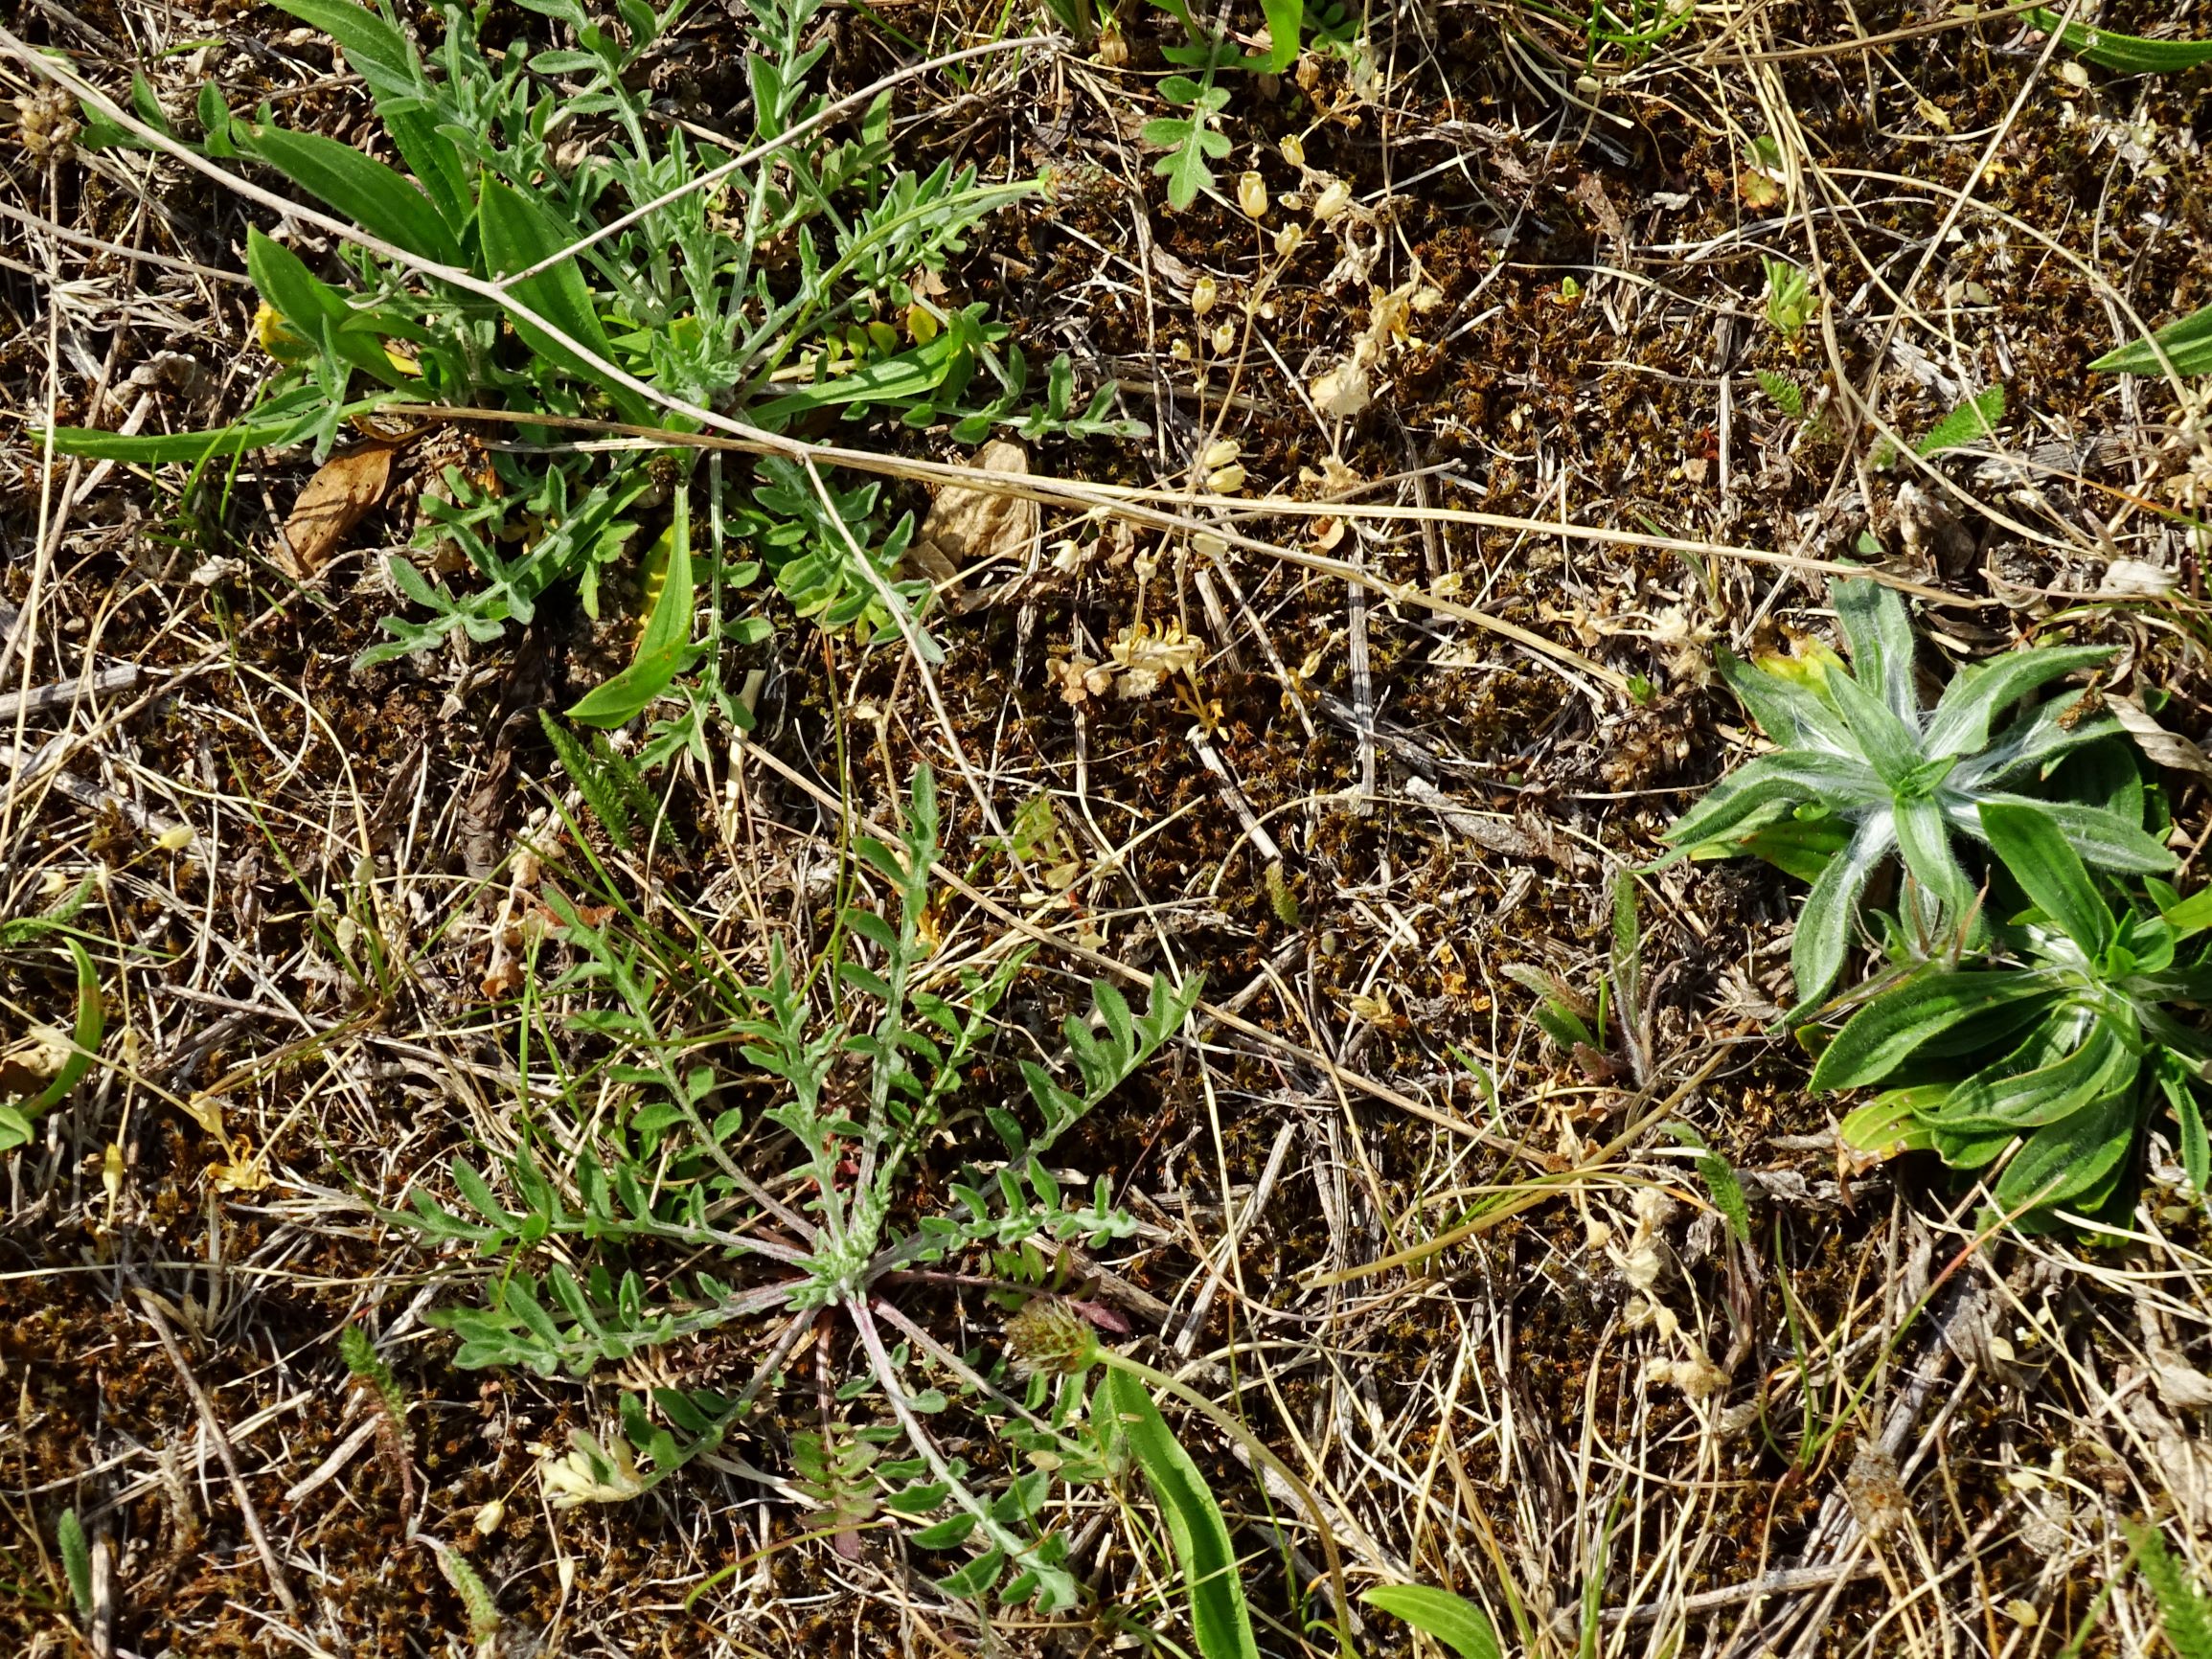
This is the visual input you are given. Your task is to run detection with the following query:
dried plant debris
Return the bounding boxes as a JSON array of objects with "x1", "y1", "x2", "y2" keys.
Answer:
[{"x1": 5, "y1": 0, "x2": 2212, "y2": 1652}]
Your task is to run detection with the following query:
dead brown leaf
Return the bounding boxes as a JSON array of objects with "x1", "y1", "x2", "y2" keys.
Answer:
[
  {"x1": 901, "y1": 440, "x2": 1038, "y2": 610},
  {"x1": 276, "y1": 442, "x2": 394, "y2": 577},
  {"x1": 1573, "y1": 173, "x2": 1626, "y2": 247},
  {"x1": 0, "y1": 1026, "x2": 70, "y2": 1099},
  {"x1": 2113, "y1": 696, "x2": 2212, "y2": 780}
]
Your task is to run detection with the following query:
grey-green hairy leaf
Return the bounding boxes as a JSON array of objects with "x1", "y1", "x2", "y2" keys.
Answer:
[{"x1": 1668, "y1": 577, "x2": 2167, "y2": 1010}]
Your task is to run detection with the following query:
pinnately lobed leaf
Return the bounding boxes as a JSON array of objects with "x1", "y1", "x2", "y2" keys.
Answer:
[
  {"x1": 2130, "y1": 1519, "x2": 2212, "y2": 1659},
  {"x1": 1096, "y1": 1368, "x2": 1258, "y2": 1659}
]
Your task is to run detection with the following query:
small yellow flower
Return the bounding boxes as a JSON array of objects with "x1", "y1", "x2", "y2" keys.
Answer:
[{"x1": 252, "y1": 302, "x2": 311, "y2": 365}]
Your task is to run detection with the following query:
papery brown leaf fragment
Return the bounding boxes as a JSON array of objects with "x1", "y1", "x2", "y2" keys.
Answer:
[
  {"x1": 276, "y1": 442, "x2": 395, "y2": 577},
  {"x1": 2113, "y1": 696, "x2": 2212, "y2": 780},
  {"x1": 899, "y1": 440, "x2": 1038, "y2": 610}
]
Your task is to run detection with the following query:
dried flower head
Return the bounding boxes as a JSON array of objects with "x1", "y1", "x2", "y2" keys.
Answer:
[
  {"x1": 16, "y1": 87, "x2": 80, "y2": 165},
  {"x1": 1004, "y1": 1298, "x2": 1100, "y2": 1377}
]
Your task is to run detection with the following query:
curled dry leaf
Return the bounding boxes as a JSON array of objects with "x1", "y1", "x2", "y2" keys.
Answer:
[
  {"x1": 2112, "y1": 696, "x2": 2212, "y2": 780},
  {"x1": 276, "y1": 442, "x2": 395, "y2": 578},
  {"x1": 901, "y1": 440, "x2": 1038, "y2": 611},
  {"x1": 1311, "y1": 359, "x2": 1371, "y2": 419},
  {"x1": 0, "y1": 1026, "x2": 72, "y2": 1098}
]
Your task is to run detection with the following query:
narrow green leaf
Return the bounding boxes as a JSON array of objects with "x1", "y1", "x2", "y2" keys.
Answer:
[
  {"x1": 57, "y1": 1509, "x2": 93, "y2": 1623},
  {"x1": 244, "y1": 227, "x2": 408, "y2": 389},
  {"x1": 1980, "y1": 802, "x2": 2113, "y2": 952},
  {"x1": 568, "y1": 493, "x2": 698, "y2": 726},
  {"x1": 1992, "y1": 1090, "x2": 2133, "y2": 1215},
  {"x1": 1930, "y1": 1018, "x2": 2133, "y2": 1130},
  {"x1": 1098, "y1": 1368, "x2": 1258, "y2": 1659},
  {"x1": 2022, "y1": 799, "x2": 2177, "y2": 876},
  {"x1": 477, "y1": 178, "x2": 649, "y2": 424},
  {"x1": 1248, "y1": 0, "x2": 1302, "y2": 71},
  {"x1": 2165, "y1": 887, "x2": 2212, "y2": 939},
  {"x1": 1662, "y1": 752, "x2": 1881, "y2": 851},
  {"x1": 1361, "y1": 1586, "x2": 1502, "y2": 1659},
  {"x1": 16, "y1": 940, "x2": 103, "y2": 1120},
  {"x1": 1924, "y1": 646, "x2": 2110, "y2": 759},
  {"x1": 1826, "y1": 667, "x2": 1920, "y2": 786},
  {"x1": 270, "y1": 0, "x2": 422, "y2": 96},
  {"x1": 2091, "y1": 300, "x2": 2212, "y2": 378},
  {"x1": 2029, "y1": 10, "x2": 2212, "y2": 74},
  {"x1": 1811, "y1": 970, "x2": 2056, "y2": 1090},
  {"x1": 1838, "y1": 1087, "x2": 1941, "y2": 1158},
  {"x1": 1893, "y1": 797, "x2": 1973, "y2": 917},
  {"x1": 1833, "y1": 578, "x2": 1918, "y2": 722},
  {"x1": 239, "y1": 123, "x2": 460, "y2": 263},
  {"x1": 1790, "y1": 815, "x2": 1891, "y2": 1011}
]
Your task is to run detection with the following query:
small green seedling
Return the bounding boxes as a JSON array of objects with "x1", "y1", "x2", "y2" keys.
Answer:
[{"x1": 1762, "y1": 257, "x2": 1814, "y2": 339}]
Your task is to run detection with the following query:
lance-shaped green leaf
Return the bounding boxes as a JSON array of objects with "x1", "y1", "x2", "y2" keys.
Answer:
[
  {"x1": 1811, "y1": 970, "x2": 2058, "y2": 1090},
  {"x1": 1790, "y1": 813, "x2": 1892, "y2": 1015},
  {"x1": 1664, "y1": 752, "x2": 1882, "y2": 852},
  {"x1": 1925, "y1": 648, "x2": 2111, "y2": 758},
  {"x1": 1993, "y1": 1089, "x2": 2136, "y2": 1215},
  {"x1": 1361, "y1": 1586, "x2": 1502, "y2": 1659},
  {"x1": 239, "y1": 122, "x2": 461, "y2": 264},
  {"x1": 2028, "y1": 9, "x2": 2212, "y2": 75},
  {"x1": 2091, "y1": 302, "x2": 2212, "y2": 378},
  {"x1": 567, "y1": 493, "x2": 700, "y2": 727},
  {"x1": 1835, "y1": 575, "x2": 1918, "y2": 721},
  {"x1": 1095, "y1": 1367, "x2": 1257, "y2": 1659},
  {"x1": 1981, "y1": 802, "x2": 2115, "y2": 952},
  {"x1": 477, "y1": 178, "x2": 650, "y2": 424},
  {"x1": 1930, "y1": 1017, "x2": 2133, "y2": 1131},
  {"x1": 1671, "y1": 576, "x2": 2164, "y2": 1007}
]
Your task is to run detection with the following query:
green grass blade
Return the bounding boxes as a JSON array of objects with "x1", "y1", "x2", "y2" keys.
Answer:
[
  {"x1": 2, "y1": 941, "x2": 107, "y2": 1154},
  {"x1": 40, "y1": 386, "x2": 352, "y2": 461}
]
